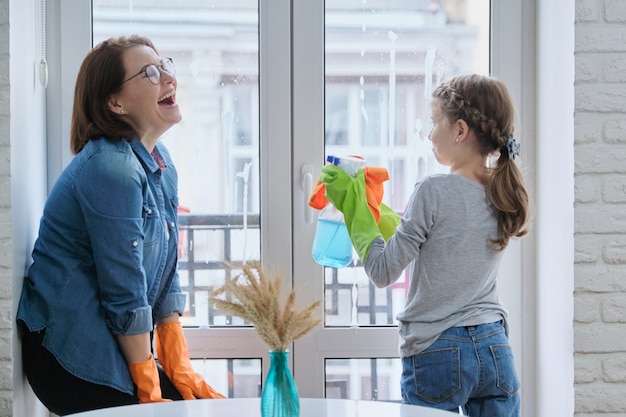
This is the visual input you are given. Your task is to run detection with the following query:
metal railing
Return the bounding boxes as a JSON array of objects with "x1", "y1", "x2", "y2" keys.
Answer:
[
  {"x1": 178, "y1": 213, "x2": 260, "y2": 322},
  {"x1": 178, "y1": 213, "x2": 403, "y2": 326},
  {"x1": 178, "y1": 213, "x2": 402, "y2": 400}
]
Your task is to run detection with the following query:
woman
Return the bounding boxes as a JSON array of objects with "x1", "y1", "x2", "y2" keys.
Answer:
[
  {"x1": 321, "y1": 74, "x2": 529, "y2": 416},
  {"x1": 17, "y1": 35, "x2": 224, "y2": 416}
]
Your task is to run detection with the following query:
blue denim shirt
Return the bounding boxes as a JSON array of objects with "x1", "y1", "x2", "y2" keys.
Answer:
[{"x1": 17, "y1": 137, "x2": 186, "y2": 395}]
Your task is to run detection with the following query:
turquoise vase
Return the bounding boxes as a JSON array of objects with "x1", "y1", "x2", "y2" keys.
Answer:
[{"x1": 260, "y1": 350, "x2": 300, "y2": 417}]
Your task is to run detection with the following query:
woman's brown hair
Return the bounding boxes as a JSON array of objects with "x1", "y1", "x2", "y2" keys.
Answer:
[
  {"x1": 70, "y1": 35, "x2": 156, "y2": 154},
  {"x1": 433, "y1": 74, "x2": 530, "y2": 250}
]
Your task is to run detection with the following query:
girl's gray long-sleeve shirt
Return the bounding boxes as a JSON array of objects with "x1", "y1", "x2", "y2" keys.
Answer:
[{"x1": 365, "y1": 173, "x2": 508, "y2": 358}]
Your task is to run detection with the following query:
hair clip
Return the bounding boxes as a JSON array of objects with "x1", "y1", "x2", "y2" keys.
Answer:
[{"x1": 505, "y1": 136, "x2": 520, "y2": 160}]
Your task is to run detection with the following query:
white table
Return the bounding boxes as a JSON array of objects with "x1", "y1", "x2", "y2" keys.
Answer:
[{"x1": 68, "y1": 398, "x2": 459, "y2": 416}]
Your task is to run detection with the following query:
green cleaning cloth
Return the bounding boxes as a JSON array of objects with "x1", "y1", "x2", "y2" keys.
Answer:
[{"x1": 320, "y1": 165, "x2": 386, "y2": 261}]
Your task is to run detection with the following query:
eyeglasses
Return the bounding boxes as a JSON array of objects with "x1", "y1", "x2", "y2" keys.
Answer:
[{"x1": 121, "y1": 57, "x2": 175, "y2": 85}]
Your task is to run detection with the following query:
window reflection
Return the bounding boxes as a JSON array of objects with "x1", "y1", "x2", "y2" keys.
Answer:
[
  {"x1": 323, "y1": 0, "x2": 489, "y2": 327},
  {"x1": 191, "y1": 358, "x2": 261, "y2": 399},
  {"x1": 93, "y1": 1, "x2": 261, "y2": 328},
  {"x1": 325, "y1": 358, "x2": 403, "y2": 402},
  {"x1": 94, "y1": 0, "x2": 488, "y2": 329},
  {"x1": 93, "y1": 0, "x2": 489, "y2": 399}
]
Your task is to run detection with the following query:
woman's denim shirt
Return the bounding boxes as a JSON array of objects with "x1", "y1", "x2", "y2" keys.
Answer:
[{"x1": 17, "y1": 137, "x2": 186, "y2": 395}]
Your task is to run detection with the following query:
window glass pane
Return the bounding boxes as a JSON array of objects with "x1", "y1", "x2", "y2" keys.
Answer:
[
  {"x1": 323, "y1": 0, "x2": 490, "y2": 326},
  {"x1": 92, "y1": 1, "x2": 261, "y2": 328},
  {"x1": 191, "y1": 358, "x2": 261, "y2": 398},
  {"x1": 325, "y1": 358, "x2": 402, "y2": 401}
]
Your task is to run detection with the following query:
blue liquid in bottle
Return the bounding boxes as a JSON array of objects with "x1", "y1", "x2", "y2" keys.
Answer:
[
  {"x1": 311, "y1": 155, "x2": 364, "y2": 268},
  {"x1": 311, "y1": 219, "x2": 353, "y2": 268}
]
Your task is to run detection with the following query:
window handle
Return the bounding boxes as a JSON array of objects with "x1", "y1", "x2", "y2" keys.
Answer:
[{"x1": 301, "y1": 164, "x2": 314, "y2": 224}]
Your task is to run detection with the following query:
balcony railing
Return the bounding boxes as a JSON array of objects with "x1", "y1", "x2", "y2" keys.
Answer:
[
  {"x1": 178, "y1": 213, "x2": 403, "y2": 400},
  {"x1": 178, "y1": 213, "x2": 260, "y2": 323},
  {"x1": 178, "y1": 213, "x2": 404, "y2": 326}
]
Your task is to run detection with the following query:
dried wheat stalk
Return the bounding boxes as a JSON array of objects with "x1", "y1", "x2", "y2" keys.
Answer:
[{"x1": 209, "y1": 261, "x2": 322, "y2": 351}]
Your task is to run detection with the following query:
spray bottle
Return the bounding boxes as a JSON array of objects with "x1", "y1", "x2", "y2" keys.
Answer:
[{"x1": 311, "y1": 155, "x2": 366, "y2": 268}]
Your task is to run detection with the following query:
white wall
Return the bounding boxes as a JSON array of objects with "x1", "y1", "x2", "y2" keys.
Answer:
[
  {"x1": 0, "y1": 0, "x2": 13, "y2": 412},
  {"x1": 574, "y1": 0, "x2": 626, "y2": 414},
  {"x1": 6, "y1": 0, "x2": 49, "y2": 416}
]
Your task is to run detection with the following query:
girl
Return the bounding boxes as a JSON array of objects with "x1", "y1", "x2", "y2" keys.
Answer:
[{"x1": 321, "y1": 74, "x2": 529, "y2": 417}]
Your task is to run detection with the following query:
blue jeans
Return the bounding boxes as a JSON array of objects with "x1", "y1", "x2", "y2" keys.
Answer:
[{"x1": 401, "y1": 321, "x2": 520, "y2": 417}]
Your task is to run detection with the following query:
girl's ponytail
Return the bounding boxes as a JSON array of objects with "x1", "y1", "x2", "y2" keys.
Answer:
[
  {"x1": 486, "y1": 144, "x2": 529, "y2": 250},
  {"x1": 433, "y1": 74, "x2": 530, "y2": 250}
]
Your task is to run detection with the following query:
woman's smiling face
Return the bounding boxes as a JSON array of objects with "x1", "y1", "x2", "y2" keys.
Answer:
[{"x1": 110, "y1": 44, "x2": 181, "y2": 147}]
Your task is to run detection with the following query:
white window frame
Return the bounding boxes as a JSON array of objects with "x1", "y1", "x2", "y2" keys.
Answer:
[
  {"x1": 46, "y1": 1, "x2": 576, "y2": 416},
  {"x1": 291, "y1": 0, "x2": 532, "y2": 401}
]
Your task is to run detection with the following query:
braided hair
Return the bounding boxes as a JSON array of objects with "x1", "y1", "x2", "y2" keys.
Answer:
[{"x1": 432, "y1": 74, "x2": 529, "y2": 250}]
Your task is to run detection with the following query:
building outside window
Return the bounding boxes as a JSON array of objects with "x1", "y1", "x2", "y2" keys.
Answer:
[{"x1": 91, "y1": 0, "x2": 490, "y2": 401}]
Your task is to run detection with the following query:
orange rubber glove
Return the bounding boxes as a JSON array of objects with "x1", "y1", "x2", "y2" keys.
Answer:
[
  {"x1": 155, "y1": 321, "x2": 226, "y2": 400},
  {"x1": 128, "y1": 354, "x2": 172, "y2": 404}
]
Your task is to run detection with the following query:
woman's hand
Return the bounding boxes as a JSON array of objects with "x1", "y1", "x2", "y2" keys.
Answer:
[{"x1": 155, "y1": 320, "x2": 226, "y2": 400}]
